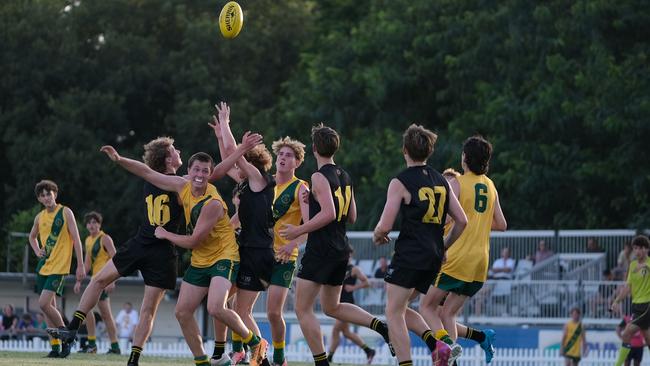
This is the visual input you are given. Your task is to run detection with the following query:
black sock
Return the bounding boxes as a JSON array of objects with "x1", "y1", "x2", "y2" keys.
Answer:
[
  {"x1": 314, "y1": 352, "x2": 329, "y2": 366},
  {"x1": 213, "y1": 341, "x2": 226, "y2": 358},
  {"x1": 129, "y1": 346, "x2": 143, "y2": 365},
  {"x1": 421, "y1": 330, "x2": 438, "y2": 352},
  {"x1": 243, "y1": 342, "x2": 249, "y2": 352},
  {"x1": 464, "y1": 327, "x2": 486, "y2": 343},
  {"x1": 370, "y1": 318, "x2": 389, "y2": 340},
  {"x1": 398, "y1": 361, "x2": 413, "y2": 366},
  {"x1": 327, "y1": 352, "x2": 333, "y2": 362},
  {"x1": 68, "y1": 310, "x2": 86, "y2": 331}
]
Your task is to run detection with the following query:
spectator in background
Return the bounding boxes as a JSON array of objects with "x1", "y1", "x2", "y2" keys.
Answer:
[
  {"x1": 374, "y1": 256, "x2": 388, "y2": 279},
  {"x1": 490, "y1": 247, "x2": 515, "y2": 280},
  {"x1": 0, "y1": 304, "x2": 18, "y2": 340},
  {"x1": 590, "y1": 269, "x2": 615, "y2": 317},
  {"x1": 535, "y1": 240, "x2": 554, "y2": 265},
  {"x1": 35, "y1": 312, "x2": 47, "y2": 330},
  {"x1": 17, "y1": 313, "x2": 37, "y2": 341},
  {"x1": 615, "y1": 241, "x2": 635, "y2": 280},
  {"x1": 587, "y1": 237, "x2": 605, "y2": 253},
  {"x1": 115, "y1": 302, "x2": 139, "y2": 342},
  {"x1": 617, "y1": 314, "x2": 645, "y2": 366}
]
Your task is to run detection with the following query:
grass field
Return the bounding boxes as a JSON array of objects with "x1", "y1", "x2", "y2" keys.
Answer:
[{"x1": 0, "y1": 352, "x2": 357, "y2": 366}]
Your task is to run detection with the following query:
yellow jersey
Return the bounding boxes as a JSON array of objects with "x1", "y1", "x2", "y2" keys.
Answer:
[
  {"x1": 562, "y1": 320, "x2": 583, "y2": 357},
  {"x1": 85, "y1": 231, "x2": 110, "y2": 276},
  {"x1": 272, "y1": 176, "x2": 308, "y2": 261},
  {"x1": 628, "y1": 260, "x2": 650, "y2": 303},
  {"x1": 180, "y1": 182, "x2": 239, "y2": 268},
  {"x1": 440, "y1": 172, "x2": 496, "y2": 282},
  {"x1": 37, "y1": 204, "x2": 74, "y2": 275}
]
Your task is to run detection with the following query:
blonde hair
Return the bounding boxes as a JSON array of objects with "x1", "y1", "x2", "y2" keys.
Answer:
[
  {"x1": 143, "y1": 137, "x2": 174, "y2": 173},
  {"x1": 271, "y1": 136, "x2": 306, "y2": 164},
  {"x1": 442, "y1": 168, "x2": 461, "y2": 178},
  {"x1": 244, "y1": 145, "x2": 273, "y2": 172}
]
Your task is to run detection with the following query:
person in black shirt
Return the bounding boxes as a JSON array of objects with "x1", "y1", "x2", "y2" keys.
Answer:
[
  {"x1": 49, "y1": 137, "x2": 184, "y2": 365},
  {"x1": 280, "y1": 123, "x2": 393, "y2": 366},
  {"x1": 373, "y1": 124, "x2": 467, "y2": 366},
  {"x1": 211, "y1": 102, "x2": 275, "y2": 366},
  {"x1": 327, "y1": 256, "x2": 376, "y2": 364}
]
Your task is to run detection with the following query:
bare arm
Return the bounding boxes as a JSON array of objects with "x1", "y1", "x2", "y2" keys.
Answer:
[
  {"x1": 492, "y1": 190, "x2": 507, "y2": 231},
  {"x1": 209, "y1": 131, "x2": 263, "y2": 182},
  {"x1": 444, "y1": 184, "x2": 468, "y2": 249},
  {"x1": 217, "y1": 102, "x2": 238, "y2": 156},
  {"x1": 102, "y1": 234, "x2": 117, "y2": 257},
  {"x1": 347, "y1": 187, "x2": 357, "y2": 224},
  {"x1": 28, "y1": 214, "x2": 44, "y2": 258},
  {"x1": 155, "y1": 200, "x2": 223, "y2": 249},
  {"x1": 276, "y1": 183, "x2": 310, "y2": 262},
  {"x1": 351, "y1": 266, "x2": 369, "y2": 290},
  {"x1": 373, "y1": 179, "x2": 404, "y2": 245},
  {"x1": 280, "y1": 172, "x2": 336, "y2": 240},
  {"x1": 100, "y1": 145, "x2": 186, "y2": 193},
  {"x1": 64, "y1": 207, "x2": 85, "y2": 281}
]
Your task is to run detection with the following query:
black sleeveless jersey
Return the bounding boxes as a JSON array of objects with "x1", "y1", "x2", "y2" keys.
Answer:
[
  {"x1": 305, "y1": 164, "x2": 353, "y2": 260},
  {"x1": 340, "y1": 264, "x2": 356, "y2": 304},
  {"x1": 238, "y1": 173, "x2": 276, "y2": 248},
  {"x1": 393, "y1": 165, "x2": 449, "y2": 270},
  {"x1": 136, "y1": 179, "x2": 183, "y2": 245}
]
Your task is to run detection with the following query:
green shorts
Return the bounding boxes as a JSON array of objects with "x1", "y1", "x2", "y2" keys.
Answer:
[
  {"x1": 36, "y1": 273, "x2": 65, "y2": 296},
  {"x1": 183, "y1": 259, "x2": 239, "y2": 287},
  {"x1": 270, "y1": 260, "x2": 296, "y2": 288},
  {"x1": 435, "y1": 272, "x2": 484, "y2": 297}
]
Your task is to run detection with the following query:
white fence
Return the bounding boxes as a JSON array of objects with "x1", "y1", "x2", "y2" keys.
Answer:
[{"x1": 1, "y1": 338, "x2": 645, "y2": 366}]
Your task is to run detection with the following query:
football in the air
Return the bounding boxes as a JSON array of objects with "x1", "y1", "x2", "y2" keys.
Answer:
[{"x1": 219, "y1": 1, "x2": 243, "y2": 39}]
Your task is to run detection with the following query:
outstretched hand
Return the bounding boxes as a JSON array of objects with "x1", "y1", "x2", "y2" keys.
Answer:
[
  {"x1": 215, "y1": 101, "x2": 230, "y2": 125},
  {"x1": 208, "y1": 115, "x2": 222, "y2": 139},
  {"x1": 100, "y1": 146, "x2": 121, "y2": 162},
  {"x1": 240, "y1": 131, "x2": 263, "y2": 150}
]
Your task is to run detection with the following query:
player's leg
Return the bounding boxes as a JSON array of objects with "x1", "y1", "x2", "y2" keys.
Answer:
[
  {"x1": 615, "y1": 323, "x2": 641, "y2": 366},
  {"x1": 39, "y1": 290, "x2": 64, "y2": 328},
  {"x1": 84, "y1": 310, "x2": 97, "y2": 353},
  {"x1": 266, "y1": 284, "x2": 290, "y2": 365},
  {"x1": 175, "y1": 281, "x2": 209, "y2": 357},
  {"x1": 419, "y1": 285, "x2": 447, "y2": 334},
  {"x1": 234, "y1": 289, "x2": 262, "y2": 336},
  {"x1": 327, "y1": 320, "x2": 344, "y2": 362},
  {"x1": 211, "y1": 316, "x2": 230, "y2": 365},
  {"x1": 384, "y1": 283, "x2": 413, "y2": 363},
  {"x1": 340, "y1": 320, "x2": 376, "y2": 363},
  {"x1": 295, "y1": 278, "x2": 328, "y2": 363},
  {"x1": 78, "y1": 261, "x2": 121, "y2": 315},
  {"x1": 97, "y1": 296, "x2": 120, "y2": 354}
]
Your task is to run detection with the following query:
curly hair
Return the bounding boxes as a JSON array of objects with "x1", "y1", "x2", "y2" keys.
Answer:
[
  {"x1": 271, "y1": 136, "x2": 306, "y2": 165},
  {"x1": 244, "y1": 145, "x2": 273, "y2": 172},
  {"x1": 84, "y1": 211, "x2": 103, "y2": 224},
  {"x1": 632, "y1": 235, "x2": 650, "y2": 249},
  {"x1": 142, "y1": 137, "x2": 174, "y2": 173},
  {"x1": 442, "y1": 168, "x2": 461, "y2": 178},
  {"x1": 34, "y1": 180, "x2": 58, "y2": 197}
]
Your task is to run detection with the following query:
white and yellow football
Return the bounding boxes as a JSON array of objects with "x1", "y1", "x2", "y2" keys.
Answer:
[{"x1": 219, "y1": 1, "x2": 244, "y2": 39}]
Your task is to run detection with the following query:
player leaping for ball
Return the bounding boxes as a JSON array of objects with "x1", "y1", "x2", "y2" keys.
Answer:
[{"x1": 280, "y1": 123, "x2": 394, "y2": 366}]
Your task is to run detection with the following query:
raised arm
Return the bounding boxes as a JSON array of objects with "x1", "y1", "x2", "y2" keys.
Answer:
[
  {"x1": 64, "y1": 207, "x2": 85, "y2": 281},
  {"x1": 209, "y1": 131, "x2": 263, "y2": 182},
  {"x1": 155, "y1": 200, "x2": 223, "y2": 249},
  {"x1": 28, "y1": 214, "x2": 44, "y2": 258},
  {"x1": 100, "y1": 145, "x2": 186, "y2": 193},
  {"x1": 216, "y1": 102, "x2": 237, "y2": 156},
  {"x1": 373, "y1": 179, "x2": 405, "y2": 245},
  {"x1": 280, "y1": 172, "x2": 336, "y2": 240},
  {"x1": 209, "y1": 113, "x2": 240, "y2": 181}
]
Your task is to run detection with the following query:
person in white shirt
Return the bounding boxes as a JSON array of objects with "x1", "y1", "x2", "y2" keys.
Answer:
[
  {"x1": 490, "y1": 247, "x2": 515, "y2": 280},
  {"x1": 115, "y1": 302, "x2": 139, "y2": 341}
]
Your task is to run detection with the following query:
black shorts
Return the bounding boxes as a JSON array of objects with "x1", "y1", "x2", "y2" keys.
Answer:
[
  {"x1": 297, "y1": 255, "x2": 347, "y2": 286},
  {"x1": 384, "y1": 264, "x2": 438, "y2": 294},
  {"x1": 113, "y1": 238, "x2": 178, "y2": 290},
  {"x1": 627, "y1": 347, "x2": 644, "y2": 363},
  {"x1": 632, "y1": 302, "x2": 650, "y2": 330},
  {"x1": 236, "y1": 247, "x2": 274, "y2": 292}
]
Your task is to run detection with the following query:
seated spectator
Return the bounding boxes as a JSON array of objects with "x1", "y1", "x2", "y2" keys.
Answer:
[
  {"x1": 534, "y1": 239, "x2": 554, "y2": 265},
  {"x1": 17, "y1": 313, "x2": 37, "y2": 340},
  {"x1": 614, "y1": 241, "x2": 635, "y2": 280},
  {"x1": 586, "y1": 237, "x2": 605, "y2": 253},
  {"x1": 0, "y1": 304, "x2": 18, "y2": 340},
  {"x1": 374, "y1": 256, "x2": 388, "y2": 279},
  {"x1": 490, "y1": 247, "x2": 515, "y2": 280},
  {"x1": 590, "y1": 269, "x2": 615, "y2": 317}
]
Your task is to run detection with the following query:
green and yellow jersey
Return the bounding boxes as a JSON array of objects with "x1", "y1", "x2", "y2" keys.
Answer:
[
  {"x1": 272, "y1": 176, "x2": 308, "y2": 261},
  {"x1": 37, "y1": 204, "x2": 74, "y2": 276},
  {"x1": 440, "y1": 172, "x2": 497, "y2": 282},
  {"x1": 628, "y1": 260, "x2": 650, "y2": 304},
  {"x1": 180, "y1": 182, "x2": 239, "y2": 268},
  {"x1": 563, "y1": 320, "x2": 583, "y2": 358},
  {"x1": 85, "y1": 231, "x2": 110, "y2": 276}
]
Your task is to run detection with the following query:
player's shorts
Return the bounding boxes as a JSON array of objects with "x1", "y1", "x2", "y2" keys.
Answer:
[
  {"x1": 564, "y1": 356, "x2": 580, "y2": 365},
  {"x1": 113, "y1": 238, "x2": 178, "y2": 290},
  {"x1": 270, "y1": 260, "x2": 296, "y2": 288},
  {"x1": 627, "y1": 347, "x2": 644, "y2": 363},
  {"x1": 297, "y1": 254, "x2": 348, "y2": 286},
  {"x1": 434, "y1": 272, "x2": 484, "y2": 297},
  {"x1": 184, "y1": 260, "x2": 239, "y2": 287},
  {"x1": 236, "y1": 247, "x2": 274, "y2": 291},
  {"x1": 384, "y1": 264, "x2": 438, "y2": 294},
  {"x1": 35, "y1": 273, "x2": 65, "y2": 296},
  {"x1": 99, "y1": 290, "x2": 109, "y2": 301},
  {"x1": 631, "y1": 302, "x2": 650, "y2": 330}
]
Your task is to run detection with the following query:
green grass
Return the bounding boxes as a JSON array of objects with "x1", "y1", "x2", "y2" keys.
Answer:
[{"x1": 0, "y1": 352, "x2": 359, "y2": 366}]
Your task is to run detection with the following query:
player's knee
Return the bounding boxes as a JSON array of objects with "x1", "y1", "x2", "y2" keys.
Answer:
[
  {"x1": 175, "y1": 307, "x2": 191, "y2": 321},
  {"x1": 208, "y1": 304, "x2": 227, "y2": 319},
  {"x1": 322, "y1": 304, "x2": 339, "y2": 318},
  {"x1": 267, "y1": 308, "x2": 283, "y2": 323}
]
